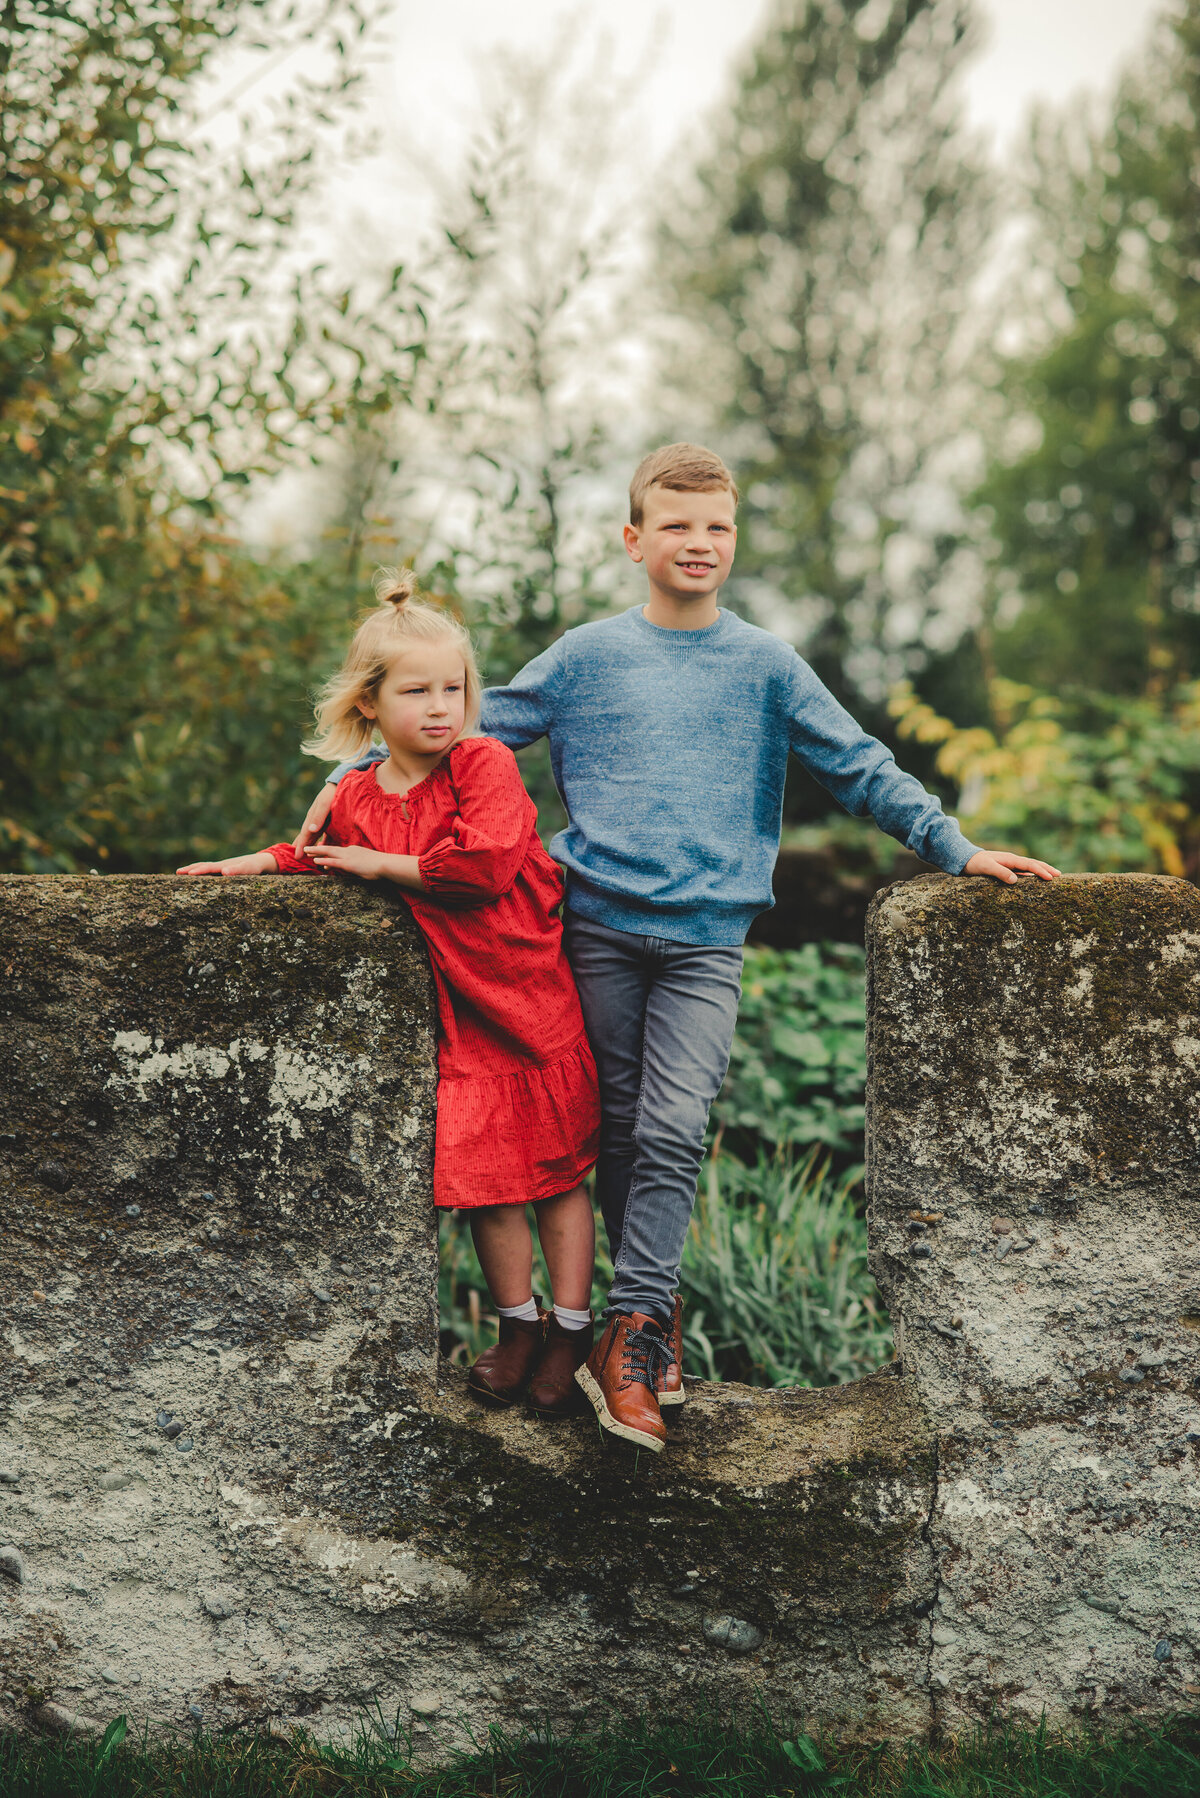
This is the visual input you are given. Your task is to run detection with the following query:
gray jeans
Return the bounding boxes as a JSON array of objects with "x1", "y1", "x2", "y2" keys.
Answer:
[{"x1": 563, "y1": 914, "x2": 743, "y2": 1323}]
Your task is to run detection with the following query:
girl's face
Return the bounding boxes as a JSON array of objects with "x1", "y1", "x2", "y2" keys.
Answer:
[{"x1": 358, "y1": 640, "x2": 468, "y2": 759}]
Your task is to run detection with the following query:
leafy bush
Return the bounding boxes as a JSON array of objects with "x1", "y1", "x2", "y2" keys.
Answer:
[
  {"x1": 890, "y1": 677, "x2": 1200, "y2": 876},
  {"x1": 711, "y1": 942, "x2": 866, "y2": 1160}
]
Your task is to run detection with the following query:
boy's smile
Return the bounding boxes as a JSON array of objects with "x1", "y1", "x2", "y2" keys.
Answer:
[{"x1": 623, "y1": 485, "x2": 737, "y2": 629}]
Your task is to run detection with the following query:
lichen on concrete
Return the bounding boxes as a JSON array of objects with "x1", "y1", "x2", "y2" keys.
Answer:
[
  {"x1": 867, "y1": 874, "x2": 1200, "y2": 1729},
  {"x1": 0, "y1": 876, "x2": 934, "y2": 1750},
  {"x1": 4, "y1": 871, "x2": 1195, "y2": 1748}
]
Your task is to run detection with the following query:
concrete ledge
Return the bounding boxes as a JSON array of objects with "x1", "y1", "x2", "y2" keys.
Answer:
[
  {"x1": 2, "y1": 872, "x2": 1197, "y2": 1744},
  {"x1": 0, "y1": 877, "x2": 933, "y2": 1747},
  {"x1": 868, "y1": 874, "x2": 1200, "y2": 1727}
]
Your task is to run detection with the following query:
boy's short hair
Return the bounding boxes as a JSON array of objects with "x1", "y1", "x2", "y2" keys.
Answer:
[{"x1": 629, "y1": 443, "x2": 739, "y2": 527}]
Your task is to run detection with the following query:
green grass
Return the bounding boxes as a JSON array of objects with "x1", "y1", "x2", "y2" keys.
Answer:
[
  {"x1": 439, "y1": 942, "x2": 881, "y2": 1386},
  {"x1": 2, "y1": 1713, "x2": 1199, "y2": 1797},
  {"x1": 679, "y1": 1147, "x2": 891, "y2": 1388},
  {"x1": 439, "y1": 1148, "x2": 891, "y2": 1388}
]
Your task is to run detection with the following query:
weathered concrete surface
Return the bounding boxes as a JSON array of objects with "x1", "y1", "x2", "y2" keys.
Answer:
[
  {"x1": 868, "y1": 873, "x2": 1200, "y2": 1729},
  {"x1": 0, "y1": 876, "x2": 935, "y2": 1749}
]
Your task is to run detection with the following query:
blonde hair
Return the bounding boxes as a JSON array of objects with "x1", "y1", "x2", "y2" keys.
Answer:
[
  {"x1": 303, "y1": 569, "x2": 482, "y2": 762},
  {"x1": 629, "y1": 442, "x2": 739, "y2": 528}
]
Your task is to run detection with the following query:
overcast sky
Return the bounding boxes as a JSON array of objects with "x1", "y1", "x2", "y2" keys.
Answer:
[
  {"x1": 231, "y1": 0, "x2": 1166, "y2": 542},
  {"x1": 381, "y1": 0, "x2": 1163, "y2": 162},
  {"x1": 312, "y1": 0, "x2": 1164, "y2": 258}
]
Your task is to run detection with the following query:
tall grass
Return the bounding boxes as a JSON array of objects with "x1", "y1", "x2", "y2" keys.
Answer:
[
  {"x1": 2, "y1": 1713, "x2": 1198, "y2": 1797},
  {"x1": 439, "y1": 943, "x2": 883, "y2": 1386},
  {"x1": 440, "y1": 1147, "x2": 890, "y2": 1388},
  {"x1": 680, "y1": 1146, "x2": 891, "y2": 1388}
]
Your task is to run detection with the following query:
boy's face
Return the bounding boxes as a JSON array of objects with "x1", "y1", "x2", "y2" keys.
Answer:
[
  {"x1": 623, "y1": 485, "x2": 737, "y2": 604},
  {"x1": 358, "y1": 641, "x2": 467, "y2": 759}
]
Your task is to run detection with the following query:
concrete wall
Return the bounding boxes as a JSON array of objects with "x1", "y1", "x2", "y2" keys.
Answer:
[
  {"x1": 0, "y1": 872, "x2": 1196, "y2": 1747},
  {"x1": 868, "y1": 873, "x2": 1200, "y2": 1728}
]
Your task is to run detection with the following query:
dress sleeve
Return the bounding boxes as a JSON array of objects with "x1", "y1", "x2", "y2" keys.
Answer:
[
  {"x1": 263, "y1": 841, "x2": 328, "y2": 875},
  {"x1": 785, "y1": 654, "x2": 980, "y2": 873},
  {"x1": 477, "y1": 638, "x2": 566, "y2": 748},
  {"x1": 263, "y1": 800, "x2": 353, "y2": 874},
  {"x1": 417, "y1": 742, "x2": 537, "y2": 903}
]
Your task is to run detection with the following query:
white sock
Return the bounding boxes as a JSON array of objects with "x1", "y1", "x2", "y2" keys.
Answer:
[
  {"x1": 496, "y1": 1297, "x2": 539, "y2": 1323},
  {"x1": 553, "y1": 1304, "x2": 591, "y2": 1332}
]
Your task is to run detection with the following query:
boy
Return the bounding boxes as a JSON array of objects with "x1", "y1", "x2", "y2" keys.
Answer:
[{"x1": 295, "y1": 443, "x2": 1058, "y2": 1451}]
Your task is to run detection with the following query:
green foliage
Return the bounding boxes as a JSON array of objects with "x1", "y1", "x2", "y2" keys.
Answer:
[
  {"x1": 891, "y1": 676, "x2": 1200, "y2": 875},
  {"x1": 680, "y1": 1148, "x2": 890, "y2": 1389},
  {"x1": 441, "y1": 945, "x2": 878, "y2": 1388},
  {"x1": 442, "y1": 1151, "x2": 888, "y2": 1392},
  {"x1": 975, "y1": 3, "x2": 1200, "y2": 699},
  {"x1": 0, "y1": 0, "x2": 426, "y2": 871},
  {"x1": 713, "y1": 943, "x2": 866, "y2": 1158},
  {"x1": 2, "y1": 1711, "x2": 1199, "y2": 1797}
]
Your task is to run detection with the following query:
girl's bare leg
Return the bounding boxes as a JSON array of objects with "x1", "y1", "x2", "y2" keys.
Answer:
[
  {"x1": 469, "y1": 1205, "x2": 535, "y2": 1309},
  {"x1": 532, "y1": 1183, "x2": 595, "y2": 1312}
]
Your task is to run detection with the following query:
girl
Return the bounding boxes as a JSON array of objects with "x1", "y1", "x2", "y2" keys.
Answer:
[{"x1": 179, "y1": 572, "x2": 600, "y2": 1418}]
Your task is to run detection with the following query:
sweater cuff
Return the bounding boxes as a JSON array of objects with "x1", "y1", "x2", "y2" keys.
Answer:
[{"x1": 925, "y1": 818, "x2": 981, "y2": 874}]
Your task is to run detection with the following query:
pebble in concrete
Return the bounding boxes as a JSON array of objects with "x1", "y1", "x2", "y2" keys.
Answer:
[
  {"x1": 35, "y1": 1702, "x2": 93, "y2": 1736},
  {"x1": 410, "y1": 1691, "x2": 443, "y2": 1716},
  {"x1": 99, "y1": 1472, "x2": 133, "y2": 1493},
  {"x1": 100, "y1": 1668, "x2": 121, "y2": 1685},
  {"x1": 0, "y1": 1470, "x2": 20, "y2": 1486},
  {"x1": 0, "y1": 1546, "x2": 26, "y2": 1584},
  {"x1": 1155, "y1": 1640, "x2": 1173, "y2": 1662},
  {"x1": 701, "y1": 1614, "x2": 764, "y2": 1655}
]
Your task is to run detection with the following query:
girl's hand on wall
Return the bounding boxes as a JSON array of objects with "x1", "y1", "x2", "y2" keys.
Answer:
[
  {"x1": 176, "y1": 852, "x2": 279, "y2": 877},
  {"x1": 294, "y1": 785, "x2": 335, "y2": 854},
  {"x1": 963, "y1": 850, "x2": 1060, "y2": 884},
  {"x1": 305, "y1": 843, "x2": 387, "y2": 881}
]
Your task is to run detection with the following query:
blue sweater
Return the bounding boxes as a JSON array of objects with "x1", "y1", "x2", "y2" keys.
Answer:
[{"x1": 331, "y1": 605, "x2": 979, "y2": 947}]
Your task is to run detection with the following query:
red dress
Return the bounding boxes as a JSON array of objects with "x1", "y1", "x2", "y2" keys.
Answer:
[{"x1": 266, "y1": 737, "x2": 599, "y2": 1209}]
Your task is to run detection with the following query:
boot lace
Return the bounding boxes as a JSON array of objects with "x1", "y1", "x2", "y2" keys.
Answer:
[{"x1": 621, "y1": 1323, "x2": 673, "y2": 1391}]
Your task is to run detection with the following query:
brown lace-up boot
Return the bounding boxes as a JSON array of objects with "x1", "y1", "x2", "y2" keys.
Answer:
[
  {"x1": 575, "y1": 1312, "x2": 670, "y2": 1451},
  {"x1": 467, "y1": 1304, "x2": 546, "y2": 1407},
  {"x1": 527, "y1": 1311, "x2": 593, "y2": 1419},
  {"x1": 656, "y1": 1293, "x2": 685, "y2": 1409}
]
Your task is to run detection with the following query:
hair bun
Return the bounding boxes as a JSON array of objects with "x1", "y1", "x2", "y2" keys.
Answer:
[{"x1": 372, "y1": 566, "x2": 416, "y2": 611}]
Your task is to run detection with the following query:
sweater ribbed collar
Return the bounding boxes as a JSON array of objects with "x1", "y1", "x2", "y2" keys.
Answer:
[{"x1": 626, "y1": 604, "x2": 731, "y2": 645}]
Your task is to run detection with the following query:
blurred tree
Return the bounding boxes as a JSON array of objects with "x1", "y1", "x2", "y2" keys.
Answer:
[
  {"x1": 0, "y1": 0, "x2": 426, "y2": 870},
  {"x1": 302, "y1": 32, "x2": 643, "y2": 832},
  {"x1": 663, "y1": 0, "x2": 993, "y2": 727},
  {"x1": 974, "y1": 2, "x2": 1200, "y2": 701}
]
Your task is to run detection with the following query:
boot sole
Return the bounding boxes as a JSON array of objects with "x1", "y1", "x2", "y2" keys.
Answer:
[
  {"x1": 658, "y1": 1387, "x2": 686, "y2": 1408},
  {"x1": 467, "y1": 1382, "x2": 521, "y2": 1408},
  {"x1": 574, "y1": 1366, "x2": 665, "y2": 1452}
]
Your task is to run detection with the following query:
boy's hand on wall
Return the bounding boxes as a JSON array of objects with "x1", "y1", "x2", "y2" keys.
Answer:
[
  {"x1": 963, "y1": 850, "x2": 1060, "y2": 884},
  {"x1": 176, "y1": 852, "x2": 279, "y2": 877},
  {"x1": 294, "y1": 785, "x2": 335, "y2": 854}
]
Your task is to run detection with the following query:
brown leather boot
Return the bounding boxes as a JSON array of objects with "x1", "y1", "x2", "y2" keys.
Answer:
[
  {"x1": 656, "y1": 1293, "x2": 685, "y2": 1408},
  {"x1": 467, "y1": 1304, "x2": 546, "y2": 1407},
  {"x1": 527, "y1": 1311, "x2": 594, "y2": 1419},
  {"x1": 575, "y1": 1312, "x2": 670, "y2": 1451}
]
